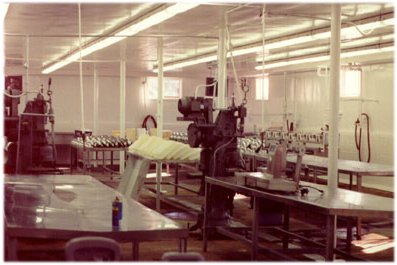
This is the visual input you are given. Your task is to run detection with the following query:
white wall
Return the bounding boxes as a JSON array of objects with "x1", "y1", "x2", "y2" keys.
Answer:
[
  {"x1": 25, "y1": 74, "x2": 204, "y2": 134},
  {"x1": 242, "y1": 63, "x2": 394, "y2": 191},
  {"x1": 23, "y1": 62, "x2": 393, "y2": 191}
]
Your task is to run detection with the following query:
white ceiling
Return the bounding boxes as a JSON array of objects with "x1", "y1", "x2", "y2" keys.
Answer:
[{"x1": 3, "y1": 2, "x2": 394, "y2": 77}]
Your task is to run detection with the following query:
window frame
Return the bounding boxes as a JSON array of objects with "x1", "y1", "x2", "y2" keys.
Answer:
[
  {"x1": 147, "y1": 77, "x2": 182, "y2": 100},
  {"x1": 255, "y1": 76, "x2": 269, "y2": 101},
  {"x1": 340, "y1": 68, "x2": 362, "y2": 98}
]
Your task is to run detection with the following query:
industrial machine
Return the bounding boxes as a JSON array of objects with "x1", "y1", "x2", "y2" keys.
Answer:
[
  {"x1": 4, "y1": 78, "x2": 57, "y2": 174},
  {"x1": 177, "y1": 85, "x2": 248, "y2": 229}
]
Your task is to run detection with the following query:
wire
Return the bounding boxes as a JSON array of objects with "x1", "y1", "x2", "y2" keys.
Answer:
[
  {"x1": 355, "y1": 113, "x2": 371, "y2": 162},
  {"x1": 344, "y1": 21, "x2": 376, "y2": 37},
  {"x1": 299, "y1": 185, "x2": 324, "y2": 194},
  {"x1": 4, "y1": 90, "x2": 39, "y2": 98},
  {"x1": 4, "y1": 91, "x2": 26, "y2": 98},
  {"x1": 224, "y1": 13, "x2": 243, "y2": 100},
  {"x1": 194, "y1": 81, "x2": 218, "y2": 98},
  {"x1": 211, "y1": 136, "x2": 236, "y2": 178}
]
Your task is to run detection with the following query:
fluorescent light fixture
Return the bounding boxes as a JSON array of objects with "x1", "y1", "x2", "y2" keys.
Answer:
[
  {"x1": 42, "y1": 3, "x2": 199, "y2": 74},
  {"x1": 156, "y1": 47, "x2": 270, "y2": 72},
  {"x1": 116, "y1": 3, "x2": 199, "y2": 36},
  {"x1": 255, "y1": 46, "x2": 393, "y2": 70},
  {"x1": 256, "y1": 33, "x2": 394, "y2": 63},
  {"x1": 157, "y1": 16, "x2": 393, "y2": 72}
]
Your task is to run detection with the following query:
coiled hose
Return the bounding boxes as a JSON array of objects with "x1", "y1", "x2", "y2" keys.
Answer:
[{"x1": 354, "y1": 113, "x2": 371, "y2": 162}]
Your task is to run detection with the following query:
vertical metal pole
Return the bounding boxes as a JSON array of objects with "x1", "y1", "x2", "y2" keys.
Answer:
[
  {"x1": 216, "y1": 13, "x2": 227, "y2": 109},
  {"x1": 325, "y1": 215, "x2": 336, "y2": 261},
  {"x1": 327, "y1": 4, "x2": 341, "y2": 192},
  {"x1": 119, "y1": 43, "x2": 126, "y2": 174},
  {"x1": 24, "y1": 35, "x2": 29, "y2": 104},
  {"x1": 260, "y1": 6, "x2": 266, "y2": 131},
  {"x1": 252, "y1": 196, "x2": 259, "y2": 260},
  {"x1": 93, "y1": 65, "x2": 99, "y2": 135},
  {"x1": 157, "y1": 37, "x2": 164, "y2": 137},
  {"x1": 78, "y1": 3, "x2": 85, "y2": 130},
  {"x1": 156, "y1": 37, "x2": 164, "y2": 211},
  {"x1": 93, "y1": 65, "x2": 99, "y2": 167}
]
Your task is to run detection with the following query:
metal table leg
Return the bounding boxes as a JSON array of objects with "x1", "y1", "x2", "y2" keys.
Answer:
[
  {"x1": 70, "y1": 147, "x2": 74, "y2": 173},
  {"x1": 179, "y1": 238, "x2": 187, "y2": 252},
  {"x1": 325, "y1": 214, "x2": 336, "y2": 261},
  {"x1": 282, "y1": 206, "x2": 290, "y2": 249},
  {"x1": 6, "y1": 236, "x2": 18, "y2": 261},
  {"x1": 132, "y1": 240, "x2": 139, "y2": 261},
  {"x1": 156, "y1": 162, "x2": 162, "y2": 211},
  {"x1": 110, "y1": 151, "x2": 114, "y2": 170},
  {"x1": 251, "y1": 196, "x2": 259, "y2": 260},
  {"x1": 356, "y1": 173, "x2": 362, "y2": 240},
  {"x1": 175, "y1": 163, "x2": 179, "y2": 195},
  {"x1": 349, "y1": 173, "x2": 353, "y2": 190},
  {"x1": 346, "y1": 218, "x2": 353, "y2": 253},
  {"x1": 356, "y1": 174, "x2": 362, "y2": 192},
  {"x1": 203, "y1": 180, "x2": 210, "y2": 252}
]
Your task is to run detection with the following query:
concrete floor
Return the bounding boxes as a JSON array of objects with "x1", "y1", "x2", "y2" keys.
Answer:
[{"x1": 10, "y1": 166, "x2": 394, "y2": 262}]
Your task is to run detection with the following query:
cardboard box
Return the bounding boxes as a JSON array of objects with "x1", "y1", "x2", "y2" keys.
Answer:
[
  {"x1": 126, "y1": 128, "x2": 137, "y2": 141},
  {"x1": 149, "y1": 128, "x2": 172, "y2": 140},
  {"x1": 111, "y1": 130, "x2": 120, "y2": 137}
]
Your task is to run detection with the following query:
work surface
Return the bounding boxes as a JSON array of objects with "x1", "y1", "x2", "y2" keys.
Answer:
[
  {"x1": 286, "y1": 154, "x2": 394, "y2": 176},
  {"x1": 243, "y1": 152, "x2": 394, "y2": 175},
  {"x1": 206, "y1": 177, "x2": 394, "y2": 218},
  {"x1": 4, "y1": 174, "x2": 188, "y2": 241}
]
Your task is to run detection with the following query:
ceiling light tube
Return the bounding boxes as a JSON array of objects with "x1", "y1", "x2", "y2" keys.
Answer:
[
  {"x1": 255, "y1": 45, "x2": 393, "y2": 70},
  {"x1": 255, "y1": 33, "x2": 394, "y2": 63},
  {"x1": 42, "y1": 3, "x2": 199, "y2": 74}
]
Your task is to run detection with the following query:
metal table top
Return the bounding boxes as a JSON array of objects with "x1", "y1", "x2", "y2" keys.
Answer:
[
  {"x1": 206, "y1": 177, "x2": 394, "y2": 218},
  {"x1": 286, "y1": 154, "x2": 394, "y2": 176},
  {"x1": 242, "y1": 152, "x2": 394, "y2": 176},
  {"x1": 4, "y1": 174, "x2": 188, "y2": 240}
]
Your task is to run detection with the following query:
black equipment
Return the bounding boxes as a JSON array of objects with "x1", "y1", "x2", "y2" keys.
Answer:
[
  {"x1": 177, "y1": 84, "x2": 248, "y2": 229},
  {"x1": 4, "y1": 78, "x2": 58, "y2": 174}
]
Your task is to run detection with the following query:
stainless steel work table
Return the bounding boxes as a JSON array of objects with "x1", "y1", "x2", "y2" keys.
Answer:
[
  {"x1": 242, "y1": 152, "x2": 394, "y2": 192},
  {"x1": 4, "y1": 174, "x2": 188, "y2": 261},
  {"x1": 203, "y1": 176, "x2": 393, "y2": 261},
  {"x1": 70, "y1": 142, "x2": 128, "y2": 174},
  {"x1": 286, "y1": 155, "x2": 394, "y2": 191}
]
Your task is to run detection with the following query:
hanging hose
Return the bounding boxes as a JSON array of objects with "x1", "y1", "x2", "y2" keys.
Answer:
[{"x1": 354, "y1": 113, "x2": 371, "y2": 162}]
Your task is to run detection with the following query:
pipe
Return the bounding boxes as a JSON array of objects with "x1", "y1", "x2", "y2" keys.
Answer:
[
  {"x1": 156, "y1": 37, "x2": 164, "y2": 137},
  {"x1": 216, "y1": 13, "x2": 227, "y2": 109},
  {"x1": 119, "y1": 42, "x2": 126, "y2": 174},
  {"x1": 93, "y1": 65, "x2": 99, "y2": 135},
  {"x1": 78, "y1": 3, "x2": 85, "y2": 130},
  {"x1": 156, "y1": 37, "x2": 164, "y2": 211},
  {"x1": 327, "y1": 4, "x2": 341, "y2": 193},
  {"x1": 25, "y1": 35, "x2": 29, "y2": 104},
  {"x1": 261, "y1": 6, "x2": 266, "y2": 132}
]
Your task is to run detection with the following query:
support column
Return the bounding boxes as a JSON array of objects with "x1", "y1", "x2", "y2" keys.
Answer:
[
  {"x1": 327, "y1": 4, "x2": 341, "y2": 192},
  {"x1": 78, "y1": 3, "x2": 85, "y2": 130},
  {"x1": 156, "y1": 37, "x2": 164, "y2": 209},
  {"x1": 216, "y1": 14, "x2": 227, "y2": 109},
  {"x1": 119, "y1": 45, "x2": 126, "y2": 173},
  {"x1": 93, "y1": 65, "x2": 99, "y2": 167},
  {"x1": 93, "y1": 65, "x2": 99, "y2": 135},
  {"x1": 157, "y1": 37, "x2": 164, "y2": 137}
]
